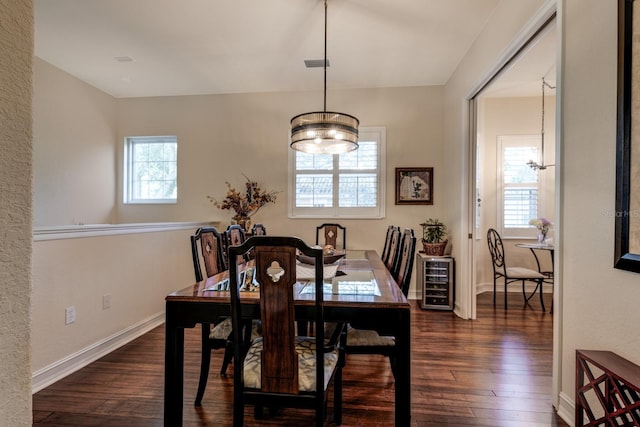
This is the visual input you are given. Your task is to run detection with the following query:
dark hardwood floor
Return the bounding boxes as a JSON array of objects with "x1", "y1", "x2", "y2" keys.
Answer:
[{"x1": 33, "y1": 292, "x2": 568, "y2": 426}]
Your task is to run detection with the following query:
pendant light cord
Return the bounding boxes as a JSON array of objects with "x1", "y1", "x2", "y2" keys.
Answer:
[
  {"x1": 323, "y1": 0, "x2": 328, "y2": 112},
  {"x1": 540, "y1": 77, "x2": 556, "y2": 166}
]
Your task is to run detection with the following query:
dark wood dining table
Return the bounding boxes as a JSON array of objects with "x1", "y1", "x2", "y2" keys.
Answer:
[{"x1": 164, "y1": 249, "x2": 412, "y2": 426}]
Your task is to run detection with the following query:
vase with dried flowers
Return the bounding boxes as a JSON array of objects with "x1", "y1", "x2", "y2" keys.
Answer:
[
  {"x1": 529, "y1": 217, "x2": 553, "y2": 243},
  {"x1": 208, "y1": 175, "x2": 278, "y2": 230}
]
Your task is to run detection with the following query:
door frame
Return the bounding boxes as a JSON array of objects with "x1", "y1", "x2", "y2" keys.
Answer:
[{"x1": 463, "y1": 0, "x2": 561, "y2": 408}]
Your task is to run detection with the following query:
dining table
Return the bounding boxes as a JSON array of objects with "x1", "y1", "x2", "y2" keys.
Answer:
[
  {"x1": 515, "y1": 242, "x2": 555, "y2": 281},
  {"x1": 515, "y1": 242, "x2": 555, "y2": 313},
  {"x1": 164, "y1": 249, "x2": 412, "y2": 426}
]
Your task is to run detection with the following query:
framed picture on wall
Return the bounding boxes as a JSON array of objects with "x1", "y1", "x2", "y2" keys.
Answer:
[
  {"x1": 395, "y1": 167, "x2": 433, "y2": 205},
  {"x1": 615, "y1": 0, "x2": 640, "y2": 272}
]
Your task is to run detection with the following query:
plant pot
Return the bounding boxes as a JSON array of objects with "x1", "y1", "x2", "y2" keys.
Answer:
[{"x1": 422, "y1": 240, "x2": 447, "y2": 256}]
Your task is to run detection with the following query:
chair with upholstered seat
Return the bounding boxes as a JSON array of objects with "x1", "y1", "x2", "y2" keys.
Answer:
[
  {"x1": 228, "y1": 236, "x2": 345, "y2": 426},
  {"x1": 190, "y1": 227, "x2": 235, "y2": 405},
  {"x1": 487, "y1": 228, "x2": 547, "y2": 311},
  {"x1": 315, "y1": 223, "x2": 346, "y2": 250},
  {"x1": 329, "y1": 228, "x2": 416, "y2": 379}
]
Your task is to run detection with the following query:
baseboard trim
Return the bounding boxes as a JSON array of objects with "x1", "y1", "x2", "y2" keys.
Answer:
[
  {"x1": 32, "y1": 312, "x2": 165, "y2": 393},
  {"x1": 476, "y1": 281, "x2": 552, "y2": 295},
  {"x1": 557, "y1": 391, "x2": 575, "y2": 426}
]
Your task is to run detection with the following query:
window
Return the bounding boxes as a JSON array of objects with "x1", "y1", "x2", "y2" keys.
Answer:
[
  {"x1": 124, "y1": 136, "x2": 177, "y2": 204},
  {"x1": 288, "y1": 127, "x2": 386, "y2": 218},
  {"x1": 497, "y1": 135, "x2": 543, "y2": 238}
]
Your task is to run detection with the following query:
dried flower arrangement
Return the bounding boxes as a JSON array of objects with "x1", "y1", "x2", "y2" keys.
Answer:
[{"x1": 208, "y1": 174, "x2": 278, "y2": 228}]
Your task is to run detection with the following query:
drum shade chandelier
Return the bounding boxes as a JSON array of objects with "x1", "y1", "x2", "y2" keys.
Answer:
[
  {"x1": 527, "y1": 77, "x2": 556, "y2": 170},
  {"x1": 290, "y1": 0, "x2": 359, "y2": 154}
]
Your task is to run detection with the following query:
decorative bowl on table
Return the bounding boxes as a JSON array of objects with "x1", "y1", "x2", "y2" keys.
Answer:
[{"x1": 297, "y1": 251, "x2": 346, "y2": 265}]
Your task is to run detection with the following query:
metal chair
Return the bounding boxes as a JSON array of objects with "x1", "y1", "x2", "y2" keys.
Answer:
[
  {"x1": 228, "y1": 236, "x2": 345, "y2": 426},
  {"x1": 486, "y1": 228, "x2": 547, "y2": 311}
]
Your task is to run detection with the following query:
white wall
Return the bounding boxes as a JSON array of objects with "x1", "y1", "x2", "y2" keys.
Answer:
[
  {"x1": 33, "y1": 58, "x2": 118, "y2": 227},
  {"x1": 33, "y1": 60, "x2": 449, "y2": 296},
  {"x1": 31, "y1": 224, "x2": 198, "y2": 390},
  {"x1": 443, "y1": 0, "x2": 640, "y2": 423},
  {"x1": 477, "y1": 96, "x2": 556, "y2": 287},
  {"x1": 443, "y1": 0, "x2": 550, "y2": 319},
  {"x1": 113, "y1": 85, "x2": 447, "y2": 295},
  {"x1": 29, "y1": 64, "x2": 450, "y2": 386},
  {"x1": 0, "y1": 0, "x2": 33, "y2": 424},
  {"x1": 32, "y1": 3, "x2": 640, "y2": 425},
  {"x1": 114, "y1": 87, "x2": 446, "y2": 241},
  {"x1": 560, "y1": 0, "x2": 640, "y2": 417}
]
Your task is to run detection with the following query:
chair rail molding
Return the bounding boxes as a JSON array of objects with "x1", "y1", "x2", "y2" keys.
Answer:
[{"x1": 34, "y1": 221, "x2": 218, "y2": 241}]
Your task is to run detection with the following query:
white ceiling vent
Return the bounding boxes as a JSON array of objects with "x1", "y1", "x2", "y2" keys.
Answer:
[
  {"x1": 114, "y1": 56, "x2": 135, "y2": 63},
  {"x1": 304, "y1": 59, "x2": 330, "y2": 68}
]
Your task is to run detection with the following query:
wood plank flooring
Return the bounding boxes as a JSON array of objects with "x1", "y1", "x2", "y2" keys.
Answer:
[{"x1": 33, "y1": 292, "x2": 569, "y2": 426}]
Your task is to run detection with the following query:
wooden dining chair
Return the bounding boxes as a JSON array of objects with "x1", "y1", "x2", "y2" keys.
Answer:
[
  {"x1": 392, "y1": 228, "x2": 417, "y2": 296},
  {"x1": 315, "y1": 223, "x2": 346, "y2": 250},
  {"x1": 384, "y1": 226, "x2": 402, "y2": 275},
  {"x1": 330, "y1": 228, "x2": 416, "y2": 379},
  {"x1": 250, "y1": 223, "x2": 267, "y2": 236},
  {"x1": 224, "y1": 224, "x2": 248, "y2": 267},
  {"x1": 487, "y1": 228, "x2": 547, "y2": 311},
  {"x1": 228, "y1": 236, "x2": 346, "y2": 426},
  {"x1": 190, "y1": 227, "x2": 235, "y2": 405},
  {"x1": 381, "y1": 225, "x2": 400, "y2": 267}
]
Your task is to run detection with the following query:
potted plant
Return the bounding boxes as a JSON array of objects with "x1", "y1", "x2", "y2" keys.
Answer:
[{"x1": 419, "y1": 218, "x2": 448, "y2": 256}]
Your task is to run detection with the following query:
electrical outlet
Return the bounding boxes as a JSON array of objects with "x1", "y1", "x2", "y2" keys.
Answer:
[
  {"x1": 65, "y1": 306, "x2": 76, "y2": 325},
  {"x1": 103, "y1": 294, "x2": 112, "y2": 310}
]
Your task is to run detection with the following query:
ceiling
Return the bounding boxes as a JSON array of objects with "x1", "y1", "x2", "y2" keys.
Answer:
[{"x1": 34, "y1": 0, "x2": 555, "y2": 99}]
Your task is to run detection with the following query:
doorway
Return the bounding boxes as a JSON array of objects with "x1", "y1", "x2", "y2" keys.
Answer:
[{"x1": 468, "y1": 13, "x2": 558, "y2": 319}]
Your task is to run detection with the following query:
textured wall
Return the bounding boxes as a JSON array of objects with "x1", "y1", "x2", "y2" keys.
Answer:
[{"x1": 0, "y1": 0, "x2": 34, "y2": 425}]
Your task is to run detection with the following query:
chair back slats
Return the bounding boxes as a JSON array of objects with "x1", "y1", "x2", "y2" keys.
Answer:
[
  {"x1": 251, "y1": 223, "x2": 267, "y2": 236},
  {"x1": 385, "y1": 227, "x2": 402, "y2": 273},
  {"x1": 254, "y1": 245, "x2": 298, "y2": 394},
  {"x1": 228, "y1": 236, "x2": 343, "y2": 425},
  {"x1": 224, "y1": 224, "x2": 247, "y2": 266},
  {"x1": 394, "y1": 229, "x2": 417, "y2": 296},
  {"x1": 381, "y1": 225, "x2": 400, "y2": 266},
  {"x1": 191, "y1": 227, "x2": 226, "y2": 282},
  {"x1": 315, "y1": 223, "x2": 346, "y2": 250}
]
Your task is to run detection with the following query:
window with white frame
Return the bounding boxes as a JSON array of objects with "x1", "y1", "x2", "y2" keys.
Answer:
[
  {"x1": 124, "y1": 136, "x2": 177, "y2": 204},
  {"x1": 497, "y1": 135, "x2": 543, "y2": 238},
  {"x1": 288, "y1": 127, "x2": 386, "y2": 218}
]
